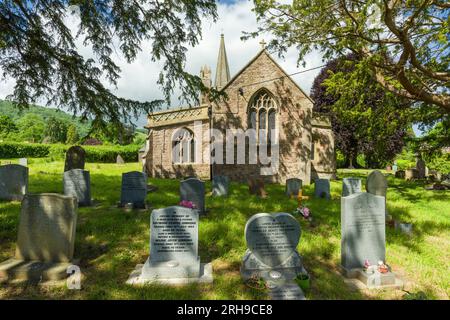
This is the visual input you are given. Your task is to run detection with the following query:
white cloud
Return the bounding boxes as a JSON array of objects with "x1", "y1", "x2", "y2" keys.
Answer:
[{"x1": 0, "y1": 0, "x2": 324, "y2": 127}]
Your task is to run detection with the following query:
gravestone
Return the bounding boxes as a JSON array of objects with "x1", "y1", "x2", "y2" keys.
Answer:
[
  {"x1": 180, "y1": 178, "x2": 205, "y2": 214},
  {"x1": 63, "y1": 169, "x2": 91, "y2": 206},
  {"x1": 285, "y1": 178, "x2": 302, "y2": 197},
  {"x1": 416, "y1": 158, "x2": 426, "y2": 179},
  {"x1": 212, "y1": 175, "x2": 229, "y2": 197},
  {"x1": 248, "y1": 176, "x2": 267, "y2": 198},
  {"x1": 126, "y1": 206, "x2": 212, "y2": 284},
  {"x1": 116, "y1": 154, "x2": 125, "y2": 164},
  {"x1": 314, "y1": 178, "x2": 330, "y2": 199},
  {"x1": 341, "y1": 192, "x2": 401, "y2": 288},
  {"x1": 366, "y1": 170, "x2": 387, "y2": 197},
  {"x1": 405, "y1": 169, "x2": 418, "y2": 181},
  {"x1": 19, "y1": 158, "x2": 28, "y2": 167},
  {"x1": 241, "y1": 212, "x2": 308, "y2": 300},
  {"x1": 120, "y1": 171, "x2": 147, "y2": 209},
  {"x1": 64, "y1": 146, "x2": 86, "y2": 172},
  {"x1": 0, "y1": 194, "x2": 78, "y2": 281},
  {"x1": 342, "y1": 178, "x2": 362, "y2": 197},
  {"x1": 0, "y1": 164, "x2": 28, "y2": 201}
]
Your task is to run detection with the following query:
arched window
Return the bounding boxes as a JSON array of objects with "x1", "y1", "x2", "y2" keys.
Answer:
[
  {"x1": 248, "y1": 89, "x2": 277, "y2": 145},
  {"x1": 172, "y1": 128, "x2": 195, "y2": 164}
]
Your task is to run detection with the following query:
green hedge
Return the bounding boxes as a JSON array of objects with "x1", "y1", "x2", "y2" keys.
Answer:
[{"x1": 0, "y1": 142, "x2": 140, "y2": 162}]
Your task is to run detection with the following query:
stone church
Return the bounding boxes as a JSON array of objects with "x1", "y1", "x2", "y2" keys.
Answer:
[{"x1": 143, "y1": 35, "x2": 335, "y2": 184}]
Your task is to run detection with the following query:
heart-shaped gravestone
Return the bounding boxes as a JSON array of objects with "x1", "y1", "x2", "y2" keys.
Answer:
[{"x1": 245, "y1": 213, "x2": 301, "y2": 267}]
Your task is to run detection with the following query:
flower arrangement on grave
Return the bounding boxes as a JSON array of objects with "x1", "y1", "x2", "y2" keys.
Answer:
[
  {"x1": 293, "y1": 206, "x2": 312, "y2": 220},
  {"x1": 179, "y1": 200, "x2": 196, "y2": 209},
  {"x1": 377, "y1": 261, "x2": 389, "y2": 273},
  {"x1": 244, "y1": 275, "x2": 267, "y2": 290}
]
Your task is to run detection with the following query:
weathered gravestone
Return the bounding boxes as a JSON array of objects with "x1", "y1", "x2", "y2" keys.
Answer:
[
  {"x1": 180, "y1": 178, "x2": 205, "y2": 214},
  {"x1": 0, "y1": 164, "x2": 28, "y2": 201},
  {"x1": 126, "y1": 206, "x2": 212, "y2": 284},
  {"x1": 285, "y1": 178, "x2": 302, "y2": 197},
  {"x1": 64, "y1": 146, "x2": 86, "y2": 172},
  {"x1": 416, "y1": 158, "x2": 426, "y2": 179},
  {"x1": 19, "y1": 158, "x2": 28, "y2": 167},
  {"x1": 248, "y1": 176, "x2": 267, "y2": 198},
  {"x1": 241, "y1": 213, "x2": 308, "y2": 300},
  {"x1": 366, "y1": 170, "x2": 387, "y2": 197},
  {"x1": 342, "y1": 178, "x2": 362, "y2": 197},
  {"x1": 341, "y1": 192, "x2": 402, "y2": 288},
  {"x1": 0, "y1": 194, "x2": 78, "y2": 281},
  {"x1": 63, "y1": 169, "x2": 91, "y2": 206},
  {"x1": 212, "y1": 175, "x2": 229, "y2": 197},
  {"x1": 314, "y1": 178, "x2": 330, "y2": 199},
  {"x1": 116, "y1": 154, "x2": 125, "y2": 164},
  {"x1": 120, "y1": 171, "x2": 147, "y2": 209}
]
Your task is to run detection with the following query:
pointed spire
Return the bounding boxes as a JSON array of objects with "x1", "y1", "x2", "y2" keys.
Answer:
[{"x1": 214, "y1": 34, "x2": 231, "y2": 90}]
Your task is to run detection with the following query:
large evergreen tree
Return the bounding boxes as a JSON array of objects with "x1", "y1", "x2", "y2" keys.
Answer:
[
  {"x1": 0, "y1": 1, "x2": 218, "y2": 128},
  {"x1": 311, "y1": 54, "x2": 412, "y2": 168}
]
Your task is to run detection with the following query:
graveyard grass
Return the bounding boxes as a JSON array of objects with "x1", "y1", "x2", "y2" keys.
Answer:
[{"x1": 0, "y1": 160, "x2": 449, "y2": 300}]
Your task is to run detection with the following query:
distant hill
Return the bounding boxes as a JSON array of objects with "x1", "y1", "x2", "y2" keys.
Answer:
[{"x1": 0, "y1": 99, "x2": 92, "y2": 137}]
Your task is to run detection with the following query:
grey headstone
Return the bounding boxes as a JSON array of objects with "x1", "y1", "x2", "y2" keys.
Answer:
[
  {"x1": 19, "y1": 158, "x2": 28, "y2": 167},
  {"x1": 314, "y1": 178, "x2": 330, "y2": 199},
  {"x1": 366, "y1": 170, "x2": 387, "y2": 197},
  {"x1": 0, "y1": 164, "x2": 28, "y2": 201},
  {"x1": 141, "y1": 206, "x2": 200, "y2": 279},
  {"x1": 285, "y1": 178, "x2": 302, "y2": 197},
  {"x1": 63, "y1": 169, "x2": 91, "y2": 206},
  {"x1": 120, "y1": 171, "x2": 147, "y2": 208},
  {"x1": 64, "y1": 146, "x2": 86, "y2": 172},
  {"x1": 269, "y1": 282, "x2": 306, "y2": 300},
  {"x1": 341, "y1": 192, "x2": 385, "y2": 270},
  {"x1": 416, "y1": 159, "x2": 426, "y2": 179},
  {"x1": 16, "y1": 193, "x2": 78, "y2": 262},
  {"x1": 116, "y1": 154, "x2": 125, "y2": 164},
  {"x1": 241, "y1": 213, "x2": 306, "y2": 284},
  {"x1": 212, "y1": 175, "x2": 229, "y2": 196},
  {"x1": 342, "y1": 178, "x2": 362, "y2": 197},
  {"x1": 180, "y1": 178, "x2": 205, "y2": 214}
]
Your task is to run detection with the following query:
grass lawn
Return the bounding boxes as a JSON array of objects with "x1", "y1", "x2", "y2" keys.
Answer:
[{"x1": 0, "y1": 159, "x2": 449, "y2": 300}]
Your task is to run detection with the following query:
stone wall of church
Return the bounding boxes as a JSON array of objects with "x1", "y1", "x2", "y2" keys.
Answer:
[
  {"x1": 311, "y1": 125, "x2": 336, "y2": 180},
  {"x1": 211, "y1": 51, "x2": 314, "y2": 184},
  {"x1": 144, "y1": 120, "x2": 211, "y2": 180}
]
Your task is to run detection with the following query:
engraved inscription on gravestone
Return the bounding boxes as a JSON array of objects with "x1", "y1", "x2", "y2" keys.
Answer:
[
  {"x1": 341, "y1": 192, "x2": 385, "y2": 270},
  {"x1": 342, "y1": 178, "x2": 362, "y2": 197},
  {"x1": 63, "y1": 169, "x2": 91, "y2": 206}
]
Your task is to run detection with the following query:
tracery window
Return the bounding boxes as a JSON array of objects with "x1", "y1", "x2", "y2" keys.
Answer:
[{"x1": 172, "y1": 128, "x2": 195, "y2": 164}]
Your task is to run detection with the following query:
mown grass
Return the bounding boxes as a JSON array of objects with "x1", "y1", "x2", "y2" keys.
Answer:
[{"x1": 0, "y1": 160, "x2": 448, "y2": 300}]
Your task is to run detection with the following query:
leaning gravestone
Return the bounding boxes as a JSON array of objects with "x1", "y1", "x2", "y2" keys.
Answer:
[
  {"x1": 342, "y1": 178, "x2": 362, "y2": 197},
  {"x1": 241, "y1": 213, "x2": 308, "y2": 300},
  {"x1": 0, "y1": 194, "x2": 78, "y2": 281},
  {"x1": 0, "y1": 164, "x2": 28, "y2": 201},
  {"x1": 341, "y1": 192, "x2": 402, "y2": 288},
  {"x1": 212, "y1": 175, "x2": 229, "y2": 196},
  {"x1": 64, "y1": 146, "x2": 86, "y2": 172},
  {"x1": 180, "y1": 178, "x2": 205, "y2": 214},
  {"x1": 120, "y1": 171, "x2": 147, "y2": 209},
  {"x1": 63, "y1": 169, "x2": 92, "y2": 206},
  {"x1": 126, "y1": 206, "x2": 212, "y2": 284},
  {"x1": 314, "y1": 178, "x2": 330, "y2": 199},
  {"x1": 19, "y1": 158, "x2": 28, "y2": 167},
  {"x1": 116, "y1": 154, "x2": 125, "y2": 164},
  {"x1": 285, "y1": 178, "x2": 302, "y2": 197}
]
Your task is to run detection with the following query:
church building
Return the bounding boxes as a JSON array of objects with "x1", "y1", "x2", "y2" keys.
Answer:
[{"x1": 143, "y1": 35, "x2": 336, "y2": 184}]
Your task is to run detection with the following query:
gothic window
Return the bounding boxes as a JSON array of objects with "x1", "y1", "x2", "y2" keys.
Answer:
[
  {"x1": 248, "y1": 89, "x2": 277, "y2": 145},
  {"x1": 172, "y1": 128, "x2": 195, "y2": 164}
]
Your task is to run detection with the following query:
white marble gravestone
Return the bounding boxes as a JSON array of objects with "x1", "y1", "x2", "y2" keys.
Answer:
[
  {"x1": 0, "y1": 193, "x2": 78, "y2": 281},
  {"x1": 63, "y1": 169, "x2": 91, "y2": 206},
  {"x1": 126, "y1": 206, "x2": 212, "y2": 285},
  {"x1": 0, "y1": 164, "x2": 28, "y2": 201},
  {"x1": 342, "y1": 178, "x2": 362, "y2": 197}
]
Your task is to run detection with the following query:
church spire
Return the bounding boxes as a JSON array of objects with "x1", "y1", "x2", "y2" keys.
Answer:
[{"x1": 214, "y1": 34, "x2": 230, "y2": 90}]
